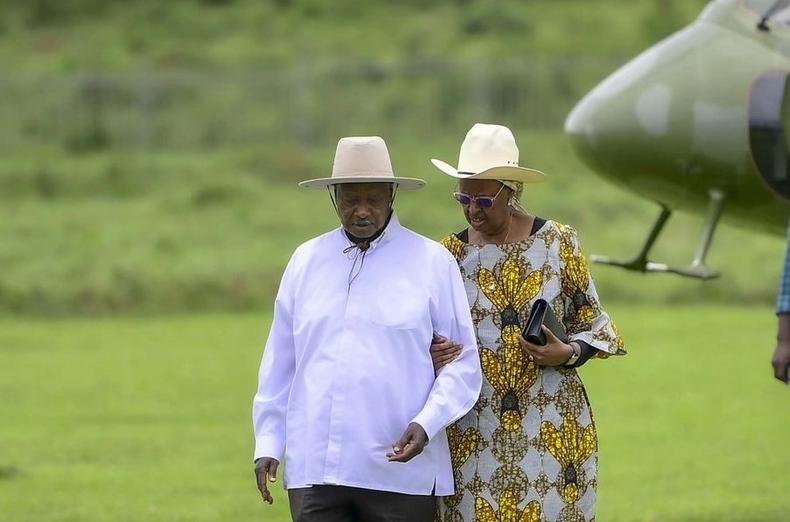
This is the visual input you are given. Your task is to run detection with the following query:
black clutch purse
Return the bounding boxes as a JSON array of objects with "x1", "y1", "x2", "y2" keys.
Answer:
[{"x1": 522, "y1": 298, "x2": 568, "y2": 346}]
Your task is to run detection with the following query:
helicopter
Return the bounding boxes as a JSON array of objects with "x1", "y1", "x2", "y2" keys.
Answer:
[{"x1": 565, "y1": 0, "x2": 790, "y2": 279}]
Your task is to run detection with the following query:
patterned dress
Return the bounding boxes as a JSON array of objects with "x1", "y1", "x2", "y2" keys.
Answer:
[{"x1": 438, "y1": 220, "x2": 625, "y2": 522}]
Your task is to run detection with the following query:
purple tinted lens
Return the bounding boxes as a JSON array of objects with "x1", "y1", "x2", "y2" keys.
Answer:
[
  {"x1": 454, "y1": 193, "x2": 472, "y2": 205},
  {"x1": 476, "y1": 197, "x2": 495, "y2": 208}
]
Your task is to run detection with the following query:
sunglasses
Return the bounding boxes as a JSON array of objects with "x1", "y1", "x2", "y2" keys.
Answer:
[{"x1": 452, "y1": 184, "x2": 505, "y2": 208}]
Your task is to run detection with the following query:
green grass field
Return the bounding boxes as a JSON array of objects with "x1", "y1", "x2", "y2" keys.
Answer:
[
  {"x1": 2, "y1": 130, "x2": 786, "y2": 316},
  {"x1": 1, "y1": 2, "x2": 788, "y2": 520},
  {"x1": 1, "y1": 306, "x2": 787, "y2": 521}
]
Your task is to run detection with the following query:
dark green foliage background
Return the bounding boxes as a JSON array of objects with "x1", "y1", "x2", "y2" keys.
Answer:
[{"x1": 2, "y1": 0, "x2": 781, "y2": 319}]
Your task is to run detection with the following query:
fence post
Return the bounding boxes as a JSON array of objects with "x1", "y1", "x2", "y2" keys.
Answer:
[{"x1": 136, "y1": 67, "x2": 154, "y2": 150}]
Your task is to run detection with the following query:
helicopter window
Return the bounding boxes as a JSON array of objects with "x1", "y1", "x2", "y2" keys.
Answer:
[
  {"x1": 749, "y1": 71, "x2": 790, "y2": 199},
  {"x1": 774, "y1": 8, "x2": 790, "y2": 24}
]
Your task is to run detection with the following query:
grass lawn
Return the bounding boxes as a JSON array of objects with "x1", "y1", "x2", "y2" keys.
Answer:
[
  {"x1": 2, "y1": 131, "x2": 786, "y2": 316},
  {"x1": 0, "y1": 306, "x2": 788, "y2": 521}
]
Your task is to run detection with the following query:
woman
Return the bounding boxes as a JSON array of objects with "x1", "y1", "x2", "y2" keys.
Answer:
[{"x1": 430, "y1": 123, "x2": 625, "y2": 522}]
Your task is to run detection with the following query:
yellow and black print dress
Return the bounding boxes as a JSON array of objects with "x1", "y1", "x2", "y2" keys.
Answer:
[{"x1": 439, "y1": 220, "x2": 625, "y2": 522}]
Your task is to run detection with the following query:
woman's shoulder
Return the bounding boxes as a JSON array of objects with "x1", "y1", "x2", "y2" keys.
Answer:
[
  {"x1": 440, "y1": 231, "x2": 467, "y2": 262},
  {"x1": 541, "y1": 219, "x2": 580, "y2": 243}
]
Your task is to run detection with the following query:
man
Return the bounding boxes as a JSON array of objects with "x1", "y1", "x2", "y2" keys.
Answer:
[
  {"x1": 253, "y1": 136, "x2": 482, "y2": 521},
  {"x1": 773, "y1": 231, "x2": 790, "y2": 384}
]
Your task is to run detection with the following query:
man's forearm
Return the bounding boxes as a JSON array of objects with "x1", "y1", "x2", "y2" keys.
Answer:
[{"x1": 411, "y1": 345, "x2": 482, "y2": 441}]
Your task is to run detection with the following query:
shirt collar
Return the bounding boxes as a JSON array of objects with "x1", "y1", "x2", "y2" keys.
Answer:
[{"x1": 339, "y1": 212, "x2": 401, "y2": 256}]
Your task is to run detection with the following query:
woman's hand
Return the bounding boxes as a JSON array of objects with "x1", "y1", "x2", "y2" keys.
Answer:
[
  {"x1": 521, "y1": 325, "x2": 574, "y2": 367},
  {"x1": 430, "y1": 335, "x2": 462, "y2": 374}
]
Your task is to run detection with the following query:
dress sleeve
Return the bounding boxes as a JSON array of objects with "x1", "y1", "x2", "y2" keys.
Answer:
[
  {"x1": 557, "y1": 224, "x2": 626, "y2": 359},
  {"x1": 252, "y1": 253, "x2": 298, "y2": 461}
]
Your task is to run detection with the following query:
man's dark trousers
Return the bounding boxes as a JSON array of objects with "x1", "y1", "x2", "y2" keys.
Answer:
[{"x1": 288, "y1": 485, "x2": 436, "y2": 522}]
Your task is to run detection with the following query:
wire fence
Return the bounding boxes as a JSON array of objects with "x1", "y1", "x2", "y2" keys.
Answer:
[{"x1": 0, "y1": 56, "x2": 627, "y2": 152}]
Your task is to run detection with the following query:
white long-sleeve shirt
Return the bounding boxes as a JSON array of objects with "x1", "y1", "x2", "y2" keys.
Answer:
[{"x1": 253, "y1": 214, "x2": 481, "y2": 496}]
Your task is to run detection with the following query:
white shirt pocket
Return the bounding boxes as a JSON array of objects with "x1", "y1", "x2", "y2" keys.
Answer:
[{"x1": 358, "y1": 275, "x2": 428, "y2": 330}]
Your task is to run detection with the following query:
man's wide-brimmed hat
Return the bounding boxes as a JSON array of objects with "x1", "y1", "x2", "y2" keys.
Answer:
[
  {"x1": 299, "y1": 136, "x2": 425, "y2": 190},
  {"x1": 430, "y1": 123, "x2": 546, "y2": 183}
]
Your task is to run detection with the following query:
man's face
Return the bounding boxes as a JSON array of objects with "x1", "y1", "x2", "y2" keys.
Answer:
[{"x1": 335, "y1": 183, "x2": 393, "y2": 238}]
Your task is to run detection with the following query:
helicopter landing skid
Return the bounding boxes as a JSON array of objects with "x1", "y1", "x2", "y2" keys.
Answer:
[{"x1": 591, "y1": 191, "x2": 725, "y2": 280}]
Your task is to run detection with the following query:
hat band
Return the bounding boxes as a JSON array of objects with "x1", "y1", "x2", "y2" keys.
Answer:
[{"x1": 457, "y1": 166, "x2": 520, "y2": 176}]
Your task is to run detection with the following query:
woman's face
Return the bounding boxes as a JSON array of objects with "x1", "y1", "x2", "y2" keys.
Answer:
[{"x1": 457, "y1": 179, "x2": 512, "y2": 235}]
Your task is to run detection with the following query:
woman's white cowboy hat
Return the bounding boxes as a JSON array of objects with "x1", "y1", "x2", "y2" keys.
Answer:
[
  {"x1": 299, "y1": 136, "x2": 425, "y2": 190},
  {"x1": 431, "y1": 123, "x2": 545, "y2": 183}
]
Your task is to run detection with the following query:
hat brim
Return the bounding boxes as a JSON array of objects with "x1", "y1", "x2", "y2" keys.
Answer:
[
  {"x1": 298, "y1": 176, "x2": 425, "y2": 190},
  {"x1": 430, "y1": 159, "x2": 546, "y2": 184}
]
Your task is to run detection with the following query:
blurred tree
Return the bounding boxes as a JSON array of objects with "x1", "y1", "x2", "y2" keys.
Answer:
[
  {"x1": 23, "y1": 0, "x2": 111, "y2": 27},
  {"x1": 462, "y1": 2, "x2": 530, "y2": 36}
]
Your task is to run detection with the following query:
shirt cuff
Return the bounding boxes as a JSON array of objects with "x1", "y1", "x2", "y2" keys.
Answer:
[
  {"x1": 777, "y1": 297, "x2": 790, "y2": 314},
  {"x1": 567, "y1": 340, "x2": 597, "y2": 368},
  {"x1": 254, "y1": 436, "x2": 285, "y2": 462},
  {"x1": 410, "y1": 410, "x2": 443, "y2": 443}
]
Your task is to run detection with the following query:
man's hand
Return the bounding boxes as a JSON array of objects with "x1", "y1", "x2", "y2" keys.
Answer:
[
  {"x1": 430, "y1": 335, "x2": 462, "y2": 374},
  {"x1": 254, "y1": 457, "x2": 279, "y2": 504},
  {"x1": 522, "y1": 326, "x2": 575, "y2": 367},
  {"x1": 387, "y1": 422, "x2": 428, "y2": 463},
  {"x1": 772, "y1": 340, "x2": 790, "y2": 384}
]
